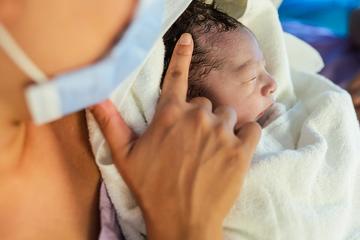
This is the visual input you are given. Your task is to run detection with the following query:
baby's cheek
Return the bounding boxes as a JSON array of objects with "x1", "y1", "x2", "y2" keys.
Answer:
[{"x1": 240, "y1": 100, "x2": 260, "y2": 117}]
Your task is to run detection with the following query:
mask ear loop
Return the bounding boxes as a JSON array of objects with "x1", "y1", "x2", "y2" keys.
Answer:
[{"x1": 0, "y1": 24, "x2": 47, "y2": 83}]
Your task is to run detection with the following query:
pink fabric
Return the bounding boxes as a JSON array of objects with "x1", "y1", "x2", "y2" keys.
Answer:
[{"x1": 99, "y1": 183, "x2": 124, "y2": 240}]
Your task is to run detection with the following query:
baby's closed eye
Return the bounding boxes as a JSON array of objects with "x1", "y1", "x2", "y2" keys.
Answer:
[{"x1": 241, "y1": 77, "x2": 257, "y2": 85}]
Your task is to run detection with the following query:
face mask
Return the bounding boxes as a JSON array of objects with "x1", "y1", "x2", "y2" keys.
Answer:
[{"x1": 0, "y1": 0, "x2": 165, "y2": 124}]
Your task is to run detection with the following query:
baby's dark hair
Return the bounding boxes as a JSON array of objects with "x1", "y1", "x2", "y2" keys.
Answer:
[{"x1": 163, "y1": 0, "x2": 245, "y2": 99}]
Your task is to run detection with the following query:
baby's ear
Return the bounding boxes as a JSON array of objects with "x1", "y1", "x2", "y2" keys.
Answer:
[{"x1": 0, "y1": 0, "x2": 23, "y2": 23}]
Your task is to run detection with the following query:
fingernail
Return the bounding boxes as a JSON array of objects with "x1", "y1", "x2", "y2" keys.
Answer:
[
  {"x1": 88, "y1": 106, "x2": 95, "y2": 112},
  {"x1": 179, "y1": 33, "x2": 192, "y2": 45},
  {"x1": 88, "y1": 105, "x2": 101, "y2": 115},
  {"x1": 88, "y1": 101, "x2": 108, "y2": 114}
]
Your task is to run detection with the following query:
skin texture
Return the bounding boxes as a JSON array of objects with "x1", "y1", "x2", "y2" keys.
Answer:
[
  {"x1": 200, "y1": 28, "x2": 277, "y2": 129},
  {"x1": 0, "y1": 1, "x2": 261, "y2": 239}
]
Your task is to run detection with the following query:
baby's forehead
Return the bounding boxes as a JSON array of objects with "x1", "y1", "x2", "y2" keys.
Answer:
[
  {"x1": 199, "y1": 28, "x2": 265, "y2": 74},
  {"x1": 200, "y1": 28, "x2": 259, "y2": 56}
]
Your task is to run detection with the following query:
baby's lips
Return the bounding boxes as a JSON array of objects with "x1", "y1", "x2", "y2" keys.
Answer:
[
  {"x1": 257, "y1": 115, "x2": 268, "y2": 128},
  {"x1": 257, "y1": 103, "x2": 276, "y2": 128}
]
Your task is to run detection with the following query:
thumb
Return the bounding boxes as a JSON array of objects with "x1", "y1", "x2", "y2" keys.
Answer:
[{"x1": 89, "y1": 100, "x2": 137, "y2": 163}]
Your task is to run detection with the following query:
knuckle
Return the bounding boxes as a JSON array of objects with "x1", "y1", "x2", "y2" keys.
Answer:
[
  {"x1": 191, "y1": 97, "x2": 212, "y2": 108},
  {"x1": 157, "y1": 100, "x2": 182, "y2": 126},
  {"x1": 193, "y1": 107, "x2": 211, "y2": 125},
  {"x1": 225, "y1": 106, "x2": 237, "y2": 117},
  {"x1": 200, "y1": 97, "x2": 212, "y2": 105},
  {"x1": 227, "y1": 150, "x2": 240, "y2": 163},
  {"x1": 158, "y1": 111, "x2": 174, "y2": 126},
  {"x1": 222, "y1": 146, "x2": 244, "y2": 168},
  {"x1": 168, "y1": 69, "x2": 183, "y2": 80},
  {"x1": 161, "y1": 97, "x2": 182, "y2": 109},
  {"x1": 234, "y1": 142, "x2": 250, "y2": 162},
  {"x1": 214, "y1": 122, "x2": 232, "y2": 142},
  {"x1": 215, "y1": 106, "x2": 236, "y2": 119},
  {"x1": 214, "y1": 105, "x2": 228, "y2": 113}
]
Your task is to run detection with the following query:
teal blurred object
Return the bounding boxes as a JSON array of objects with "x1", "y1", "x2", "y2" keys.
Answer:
[{"x1": 279, "y1": 0, "x2": 360, "y2": 36}]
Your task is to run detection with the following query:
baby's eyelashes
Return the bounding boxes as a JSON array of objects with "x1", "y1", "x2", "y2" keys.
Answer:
[{"x1": 241, "y1": 76, "x2": 257, "y2": 86}]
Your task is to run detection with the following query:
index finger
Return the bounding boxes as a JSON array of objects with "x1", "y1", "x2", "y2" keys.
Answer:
[{"x1": 161, "y1": 33, "x2": 194, "y2": 102}]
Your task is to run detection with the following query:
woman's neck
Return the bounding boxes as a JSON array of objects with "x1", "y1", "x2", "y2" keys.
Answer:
[
  {"x1": 0, "y1": 44, "x2": 100, "y2": 240},
  {"x1": 49, "y1": 111, "x2": 94, "y2": 163},
  {"x1": 0, "y1": 117, "x2": 26, "y2": 171},
  {"x1": 0, "y1": 108, "x2": 95, "y2": 174},
  {"x1": 0, "y1": 50, "x2": 93, "y2": 168},
  {"x1": 0, "y1": 52, "x2": 30, "y2": 167},
  {"x1": 0, "y1": 110, "x2": 101, "y2": 239}
]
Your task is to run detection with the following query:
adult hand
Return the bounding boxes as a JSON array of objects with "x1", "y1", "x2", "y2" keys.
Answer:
[
  {"x1": 347, "y1": 73, "x2": 360, "y2": 119},
  {"x1": 90, "y1": 33, "x2": 261, "y2": 240}
]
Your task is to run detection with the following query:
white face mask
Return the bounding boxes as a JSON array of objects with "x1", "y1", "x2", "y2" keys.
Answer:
[{"x1": 0, "y1": 0, "x2": 165, "y2": 124}]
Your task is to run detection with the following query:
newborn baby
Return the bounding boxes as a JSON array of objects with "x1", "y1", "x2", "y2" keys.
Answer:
[{"x1": 163, "y1": 1, "x2": 285, "y2": 128}]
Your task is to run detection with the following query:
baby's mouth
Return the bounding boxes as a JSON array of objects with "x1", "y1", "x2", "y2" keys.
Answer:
[
  {"x1": 256, "y1": 111, "x2": 265, "y2": 121},
  {"x1": 256, "y1": 104, "x2": 273, "y2": 127}
]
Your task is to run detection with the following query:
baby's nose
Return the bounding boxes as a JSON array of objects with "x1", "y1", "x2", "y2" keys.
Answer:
[{"x1": 262, "y1": 73, "x2": 277, "y2": 96}]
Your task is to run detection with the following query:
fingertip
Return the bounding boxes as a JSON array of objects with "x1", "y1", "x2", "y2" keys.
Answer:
[
  {"x1": 175, "y1": 33, "x2": 194, "y2": 56},
  {"x1": 89, "y1": 100, "x2": 114, "y2": 116},
  {"x1": 178, "y1": 33, "x2": 193, "y2": 46}
]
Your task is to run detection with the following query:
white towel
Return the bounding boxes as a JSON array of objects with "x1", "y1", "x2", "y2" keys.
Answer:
[
  {"x1": 87, "y1": 0, "x2": 360, "y2": 239},
  {"x1": 222, "y1": 69, "x2": 360, "y2": 240}
]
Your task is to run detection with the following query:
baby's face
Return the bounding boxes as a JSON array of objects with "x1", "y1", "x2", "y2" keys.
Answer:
[{"x1": 204, "y1": 28, "x2": 276, "y2": 129}]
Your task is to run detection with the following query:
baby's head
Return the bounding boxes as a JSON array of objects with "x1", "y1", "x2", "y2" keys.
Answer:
[{"x1": 163, "y1": 1, "x2": 277, "y2": 128}]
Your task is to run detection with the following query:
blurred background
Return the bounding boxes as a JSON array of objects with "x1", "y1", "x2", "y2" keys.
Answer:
[{"x1": 279, "y1": 0, "x2": 360, "y2": 88}]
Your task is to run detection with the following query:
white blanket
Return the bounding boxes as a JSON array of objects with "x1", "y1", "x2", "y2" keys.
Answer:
[
  {"x1": 87, "y1": 0, "x2": 360, "y2": 239},
  {"x1": 223, "y1": 70, "x2": 360, "y2": 240}
]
